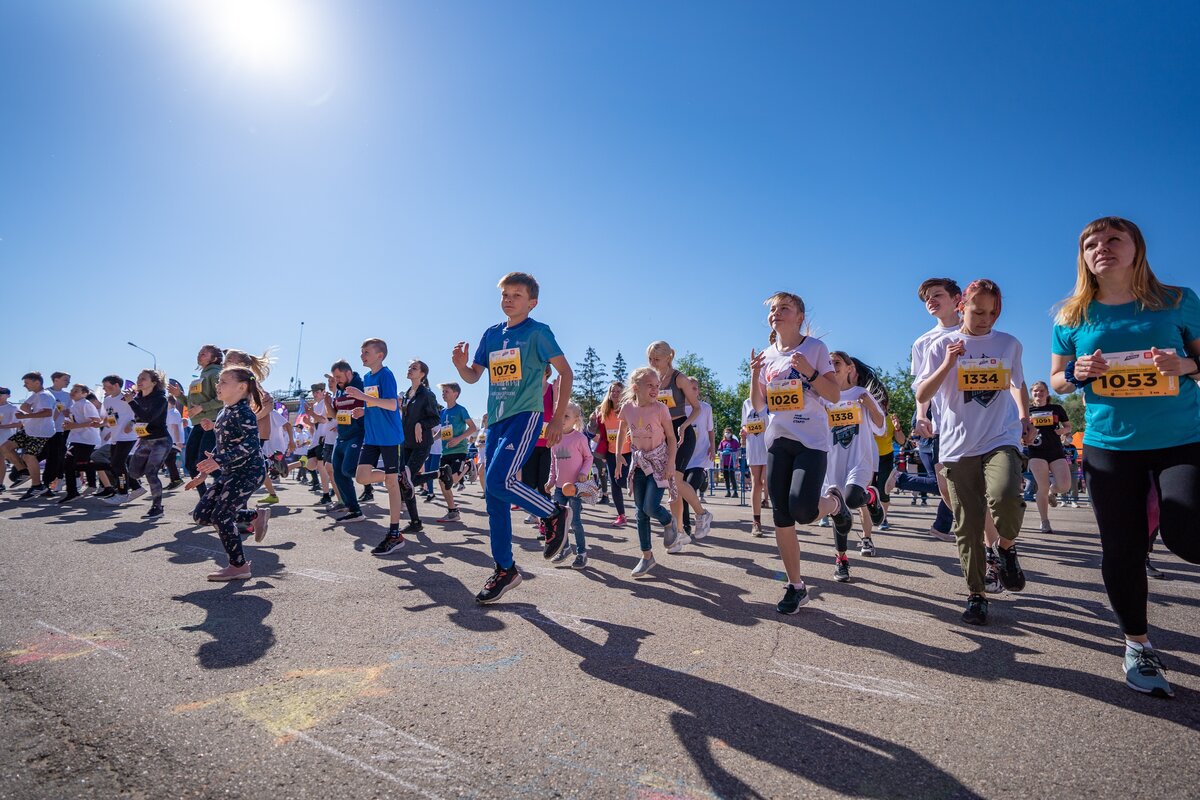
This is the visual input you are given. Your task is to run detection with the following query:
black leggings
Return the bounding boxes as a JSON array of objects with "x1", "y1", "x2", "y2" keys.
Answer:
[
  {"x1": 1084, "y1": 441, "x2": 1200, "y2": 637},
  {"x1": 520, "y1": 445, "x2": 552, "y2": 499},
  {"x1": 107, "y1": 440, "x2": 141, "y2": 492},
  {"x1": 834, "y1": 483, "x2": 869, "y2": 552},
  {"x1": 401, "y1": 443, "x2": 432, "y2": 523},
  {"x1": 671, "y1": 418, "x2": 696, "y2": 472},
  {"x1": 63, "y1": 443, "x2": 97, "y2": 496},
  {"x1": 766, "y1": 437, "x2": 828, "y2": 528},
  {"x1": 604, "y1": 452, "x2": 628, "y2": 516},
  {"x1": 681, "y1": 467, "x2": 707, "y2": 530},
  {"x1": 873, "y1": 453, "x2": 892, "y2": 503}
]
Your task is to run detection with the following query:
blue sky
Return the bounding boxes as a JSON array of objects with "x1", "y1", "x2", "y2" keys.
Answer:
[{"x1": 2, "y1": 1, "x2": 1198, "y2": 416}]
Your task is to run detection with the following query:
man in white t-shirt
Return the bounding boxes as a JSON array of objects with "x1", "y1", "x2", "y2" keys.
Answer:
[
  {"x1": 0, "y1": 387, "x2": 21, "y2": 492},
  {"x1": 0, "y1": 372, "x2": 59, "y2": 500},
  {"x1": 38, "y1": 371, "x2": 73, "y2": 498},
  {"x1": 59, "y1": 382, "x2": 103, "y2": 502}
]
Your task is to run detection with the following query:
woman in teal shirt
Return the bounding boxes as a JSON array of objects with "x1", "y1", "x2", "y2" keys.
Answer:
[{"x1": 1051, "y1": 216, "x2": 1200, "y2": 699}]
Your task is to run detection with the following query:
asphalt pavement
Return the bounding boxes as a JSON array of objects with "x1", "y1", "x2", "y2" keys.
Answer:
[{"x1": 1, "y1": 478, "x2": 1198, "y2": 799}]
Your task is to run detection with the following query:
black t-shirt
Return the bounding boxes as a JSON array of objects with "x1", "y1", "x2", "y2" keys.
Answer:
[
  {"x1": 129, "y1": 391, "x2": 169, "y2": 440},
  {"x1": 1027, "y1": 403, "x2": 1067, "y2": 460}
]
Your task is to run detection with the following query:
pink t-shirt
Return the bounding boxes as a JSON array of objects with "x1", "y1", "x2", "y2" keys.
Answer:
[{"x1": 549, "y1": 429, "x2": 592, "y2": 488}]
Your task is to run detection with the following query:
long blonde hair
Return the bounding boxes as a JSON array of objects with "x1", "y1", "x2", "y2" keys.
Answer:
[
  {"x1": 1054, "y1": 217, "x2": 1182, "y2": 327},
  {"x1": 564, "y1": 401, "x2": 584, "y2": 433},
  {"x1": 622, "y1": 367, "x2": 658, "y2": 407},
  {"x1": 598, "y1": 380, "x2": 624, "y2": 419},
  {"x1": 224, "y1": 348, "x2": 276, "y2": 382}
]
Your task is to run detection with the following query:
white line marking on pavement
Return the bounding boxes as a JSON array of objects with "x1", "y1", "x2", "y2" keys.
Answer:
[
  {"x1": 35, "y1": 620, "x2": 128, "y2": 661},
  {"x1": 769, "y1": 658, "x2": 941, "y2": 703},
  {"x1": 357, "y1": 714, "x2": 469, "y2": 763},
  {"x1": 512, "y1": 607, "x2": 597, "y2": 633},
  {"x1": 285, "y1": 729, "x2": 448, "y2": 800},
  {"x1": 285, "y1": 567, "x2": 363, "y2": 583}
]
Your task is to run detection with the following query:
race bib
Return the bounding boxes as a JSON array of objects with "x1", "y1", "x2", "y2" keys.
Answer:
[
  {"x1": 488, "y1": 348, "x2": 522, "y2": 384},
  {"x1": 827, "y1": 403, "x2": 863, "y2": 427},
  {"x1": 440, "y1": 426, "x2": 453, "y2": 441},
  {"x1": 106, "y1": 414, "x2": 117, "y2": 427},
  {"x1": 540, "y1": 422, "x2": 549, "y2": 439},
  {"x1": 134, "y1": 423, "x2": 149, "y2": 438},
  {"x1": 744, "y1": 420, "x2": 766, "y2": 436},
  {"x1": 766, "y1": 379, "x2": 804, "y2": 411},
  {"x1": 606, "y1": 429, "x2": 619, "y2": 447},
  {"x1": 656, "y1": 390, "x2": 676, "y2": 409},
  {"x1": 188, "y1": 381, "x2": 201, "y2": 397},
  {"x1": 957, "y1": 358, "x2": 1009, "y2": 391},
  {"x1": 1092, "y1": 350, "x2": 1179, "y2": 399},
  {"x1": 1031, "y1": 411, "x2": 1057, "y2": 428},
  {"x1": 364, "y1": 385, "x2": 379, "y2": 399},
  {"x1": 336, "y1": 411, "x2": 352, "y2": 426},
  {"x1": 56, "y1": 403, "x2": 65, "y2": 413}
]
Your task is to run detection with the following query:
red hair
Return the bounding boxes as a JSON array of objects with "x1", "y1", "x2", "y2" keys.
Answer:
[{"x1": 959, "y1": 278, "x2": 1002, "y2": 318}]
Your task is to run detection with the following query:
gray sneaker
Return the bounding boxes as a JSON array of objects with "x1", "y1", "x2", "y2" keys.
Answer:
[
  {"x1": 694, "y1": 510, "x2": 713, "y2": 540},
  {"x1": 571, "y1": 551, "x2": 588, "y2": 570},
  {"x1": 552, "y1": 543, "x2": 574, "y2": 565},
  {"x1": 667, "y1": 531, "x2": 693, "y2": 554},
  {"x1": 631, "y1": 555, "x2": 656, "y2": 579},
  {"x1": 663, "y1": 520, "x2": 679, "y2": 549},
  {"x1": 1123, "y1": 645, "x2": 1174, "y2": 698}
]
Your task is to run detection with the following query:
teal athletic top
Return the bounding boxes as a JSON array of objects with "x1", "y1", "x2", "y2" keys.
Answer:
[
  {"x1": 1051, "y1": 287, "x2": 1200, "y2": 451},
  {"x1": 440, "y1": 404, "x2": 471, "y2": 455},
  {"x1": 472, "y1": 317, "x2": 563, "y2": 425}
]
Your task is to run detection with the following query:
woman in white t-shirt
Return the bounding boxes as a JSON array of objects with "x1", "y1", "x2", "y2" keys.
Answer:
[
  {"x1": 748, "y1": 291, "x2": 843, "y2": 615},
  {"x1": 739, "y1": 398, "x2": 769, "y2": 536},
  {"x1": 915, "y1": 279, "x2": 1035, "y2": 626}
]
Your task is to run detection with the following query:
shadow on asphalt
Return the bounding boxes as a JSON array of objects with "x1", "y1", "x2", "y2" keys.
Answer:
[
  {"x1": 500, "y1": 607, "x2": 986, "y2": 800},
  {"x1": 172, "y1": 580, "x2": 277, "y2": 669}
]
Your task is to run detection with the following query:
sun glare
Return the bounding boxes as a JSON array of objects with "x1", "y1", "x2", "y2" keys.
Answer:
[{"x1": 205, "y1": 0, "x2": 312, "y2": 76}]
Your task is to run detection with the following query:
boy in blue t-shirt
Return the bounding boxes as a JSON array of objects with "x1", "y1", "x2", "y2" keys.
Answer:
[
  {"x1": 452, "y1": 272, "x2": 574, "y2": 603},
  {"x1": 430, "y1": 382, "x2": 477, "y2": 525},
  {"x1": 343, "y1": 338, "x2": 411, "y2": 554}
]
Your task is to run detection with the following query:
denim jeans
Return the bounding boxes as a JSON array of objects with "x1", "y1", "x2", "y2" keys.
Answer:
[
  {"x1": 552, "y1": 487, "x2": 585, "y2": 552},
  {"x1": 631, "y1": 467, "x2": 672, "y2": 552},
  {"x1": 332, "y1": 438, "x2": 362, "y2": 513}
]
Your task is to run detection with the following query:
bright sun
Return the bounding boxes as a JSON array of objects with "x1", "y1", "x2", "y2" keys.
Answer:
[{"x1": 205, "y1": 0, "x2": 312, "y2": 76}]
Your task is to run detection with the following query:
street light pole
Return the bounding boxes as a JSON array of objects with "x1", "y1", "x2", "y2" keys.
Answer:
[{"x1": 127, "y1": 341, "x2": 157, "y2": 371}]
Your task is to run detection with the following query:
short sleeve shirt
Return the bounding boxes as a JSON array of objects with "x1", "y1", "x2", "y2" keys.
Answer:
[
  {"x1": 472, "y1": 317, "x2": 564, "y2": 424},
  {"x1": 1052, "y1": 289, "x2": 1200, "y2": 451},
  {"x1": 440, "y1": 404, "x2": 472, "y2": 455},
  {"x1": 756, "y1": 336, "x2": 834, "y2": 452},
  {"x1": 22, "y1": 390, "x2": 59, "y2": 439},
  {"x1": 362, "y1": 366, "x2": 404, "y2": 446}
]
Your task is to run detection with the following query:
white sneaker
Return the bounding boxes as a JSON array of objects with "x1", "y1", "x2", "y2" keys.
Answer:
[
  {"x1": 631, "y1": 555, "x2": 656, "y2": 579},
  {"x1": 126, "y1": 487, "x2": 148, "y2": 503},
  {"x1": 694, "y1": 510, "x2": 713, "y2": 540},
  {"x1": 523, "y1": 513, "x2": 538, "y2": 526},
  {"x1": 667, "y1": 531, "x2": 692, "y2": 554},
  {"x1": 1070, "y1": 501, "x2": 1080, "y2": 508},
  {"x1": 1039, "y1": 520, "x2": 1052, "y2": 534}
]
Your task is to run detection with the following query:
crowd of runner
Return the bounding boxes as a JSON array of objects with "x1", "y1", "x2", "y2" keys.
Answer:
[{"x1": 1, "y1": 216, "x2": 1197, "y2": 701}]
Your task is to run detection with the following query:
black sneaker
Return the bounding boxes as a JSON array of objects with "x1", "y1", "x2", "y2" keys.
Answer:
[
  {"x1": 38, "y1": 486, "x2": 57, "y2": 498},
  {"x1": 336, "y1": 511, "x2": 363, "y2": 522},
  {"x1": 400, "y1": 521, "x2": 424, "y2": 535},
  {"x1": 475, "y1": 563, "x2": 522, "y2": 604},
  {"x1": 166, "y1": 479, "x2": 184, "y2": 490},
  {"x1": 1146, "y1": 557, "x2": 1168, "y2": 580},
  {"x1": 20, "y1": 485, "x2": 45, "y2": 501},
  {"x1": 438, "y1": 463, "x2": 454, "y2": 491},
  {"x1": 962, "y1": 593, "x2": 988, "y2": 625},
  {"x1": 834, "y1": 557, "x2": 850, "y2": 583},
  {"x1": 371, "y1": 533, "x2": 406, "y2": 555},
  {"x1": 57, "y1": 493, "x2": 80, "y2": 504},
  {"x1": 0, "y1": 483, "x2": 5, "y2": 492},
  {"x1": 359, "y1": 487, "x2": 374, "y2": 502},
  {"x1": 11, "y1": 471, "x2": 29, "y2": 487},
  {"x1": 145, "y1": 504, "x2": 164, "y2": 518},
  {"x1": 776, "y1": 583, "x2": 810, "y2": 615},
  {"x1": 541, "y1": 505, "x2": 571, "y2": 560},
  {"x1": 397, "y1": 470, "x2": 414, "y2": 501},
  {"x1": 94, "y1": 487, "x2": 116, "y2": 499},
  {"x1": 598, "y1": 495, "x2": 609, "y2": 505},
  {"x1": 318, "y1": 492, "x2": 331, "y2": 505},
  {"x1": 827, "y1": 487, "x2": 852, "y2": 537},
  {"x1": 995, "y1": 543, "x2": 1026, "y2": 592},
  {"x1": 865, "y1": 486, "x2": 885, "y2": 526}
]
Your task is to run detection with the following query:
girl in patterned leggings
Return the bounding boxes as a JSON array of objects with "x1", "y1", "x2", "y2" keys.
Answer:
[{"x1": 190, "y1": 367, "x2": 270, "y2": 582}]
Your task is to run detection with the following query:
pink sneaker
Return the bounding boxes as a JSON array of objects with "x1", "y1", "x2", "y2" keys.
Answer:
[
  {"x1": 612, "y1": 514, "x2": 627, "y2": 528},
  {"x1": 253, "y1": 507, "x2": 271, "y2": 542},
  {"x1": 207, "y1": 562, "x2": 252, "y2": 581}
]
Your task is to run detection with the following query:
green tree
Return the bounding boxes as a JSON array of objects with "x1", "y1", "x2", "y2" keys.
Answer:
[
  {"x1": 1059, "y1": 392, "x2": 1086, "y2": 432},
  {"x1": 876, "y1": 363, "x2": 916, "y2": 434},
  {"x1": 611, "y1": 351, "x2": 628, "y2": 384},
  {"x1": 676, "y1": 352, "x2": 741, "y2": 439},
  {"x1": 571, "y1": 346, "x2": 608, "y2": 418}
]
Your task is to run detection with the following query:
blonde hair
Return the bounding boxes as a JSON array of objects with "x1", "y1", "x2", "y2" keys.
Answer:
[
  {"x1": 598, "y1": 380, "x2": 624, "y2": 419},
  {"x1": 764, "y1": 291, "x2": 807, "y2": 345},
  {"x1": 646, "y1": 341, "x2": 675, "y2": 362},
  {"x1": 221, "y1": 366, "x2": 269, "y2": 411},
  {"x1": 223, "y1": 348, "x2": 275, "y2": 382},
  {"x1": 497, "y1": 272, "x2": 539, "y2": 299},
  {"x1": 564, "y1": 401, "x2": 584, "y2": 433},
  {"x1": 622, "y1": 366, "x2": 658, "y2": 406},
  {"x1": 1054, "y1": 216, "x2": 1182, "y2": 327}
]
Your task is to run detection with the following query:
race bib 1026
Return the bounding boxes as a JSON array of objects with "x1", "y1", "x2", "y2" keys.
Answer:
[{"x1": 766, "y1": 379, "x2": 804, "y2": 412}]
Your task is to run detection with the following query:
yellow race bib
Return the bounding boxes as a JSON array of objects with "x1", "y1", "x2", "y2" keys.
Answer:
[
  {"x1": 606, "y1": 429, "x2": 619, "y2": 447},
  {"x1": 106, "y1": 414, "x2": 117, "y2": 427},
  {"x1": 766, "y1": 379, "x2": 804, "y2": 411},
  {"x1": 1031, "y1": 411, "x2": 1057, "y2": 428},
  {"x1": 827, "y1": 403, "x2": 863, "y2": 427},
  {"x1": 488, "y1": 348, "x2": 522, "y2": 384},
  {"x1": 188, "y1": 380, "x2": 202, "y2": 397},
  {"x1": 656, "y1": 390, "x2": 676, "y2": 409},
  {"x1": 134, "y1": 423, "x2": 150, "y2": 438},
  {"x1": 744, "y1": 419, "x2": 766, "y2": 436},
  {"x1": 364, "y1": 385, "x2": 379, "y2": 399},
  {"x1": 956, "y1": 358, "x2": 1009, "y2": 391},
  {"x1": 440, "y1": 426, "x2": 453, "y2": 441},
  {"x1": 1092, "y1": 350, "x2": 1179, "y2": 399},
  {"x1": 336, "y1": 411, "x2": 352, "y2": 425}
]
